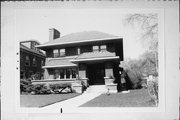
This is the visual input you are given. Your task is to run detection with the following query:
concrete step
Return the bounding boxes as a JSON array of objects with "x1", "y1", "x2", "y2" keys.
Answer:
[{"x1": 84, "y1": 85, "x2": 107, "y2": 93}]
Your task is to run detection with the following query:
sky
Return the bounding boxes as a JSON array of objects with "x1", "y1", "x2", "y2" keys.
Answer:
[{"x1": 16, "y1": 9, "x2": 146, "y2": 59}]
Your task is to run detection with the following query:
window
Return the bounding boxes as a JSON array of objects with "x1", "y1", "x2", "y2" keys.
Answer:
[
  {"x1": 93, "y1": 45, "x2": 99, "y2": 52},
  {"x1": 29, "y1": 71, "x2": 33, "y2": 78},
  {"x1": 54, "y1": 69, "x2": 59, "y2": 79},
  {"x1": 66, "y1": 47, "x2": 78, "y2": 56},
  {"x1": 41, "y1": 60, "x2": 44, "y2": 66},
  {"x1": 100, "y1": 45, "x2": 107, "y2": 51},
  {"x1": 80, "y1": 45, "x2": 92, "y2": 53},
  {"x1": 53, "y1": 49, "x2": 59, "y2": 58},
  {"x1": 107, "y1": 43, "x2": 115, "y2": 52},
  {"x1": 25, "y1": 56, "x2": 30, "y2": 66},
  {"x1": 60, "y1": 69, "x2": 65, "y2": 79},
  {"x1": 72, "y1": 69, "x2": 77, "y2": 78},
  {"x1": 66, "y1": 69, "x2": 71, "y2": 79},
  {"x1": 32, "y1": 58, "x2": 37, "y2": 67},
  {"x1": 58, "y1": 69, "x2": 77, "y2": 79},
  {"x1": 60, "y1": 49, "x2": 65, "y2": 57},
  {"x1": 20, "y1": 71, "x2": 25, "y2": 79}
]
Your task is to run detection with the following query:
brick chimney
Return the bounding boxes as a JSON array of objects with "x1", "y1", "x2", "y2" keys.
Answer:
[{"x1": 49, "y1": 28, "x2": 60, "y2": 41}]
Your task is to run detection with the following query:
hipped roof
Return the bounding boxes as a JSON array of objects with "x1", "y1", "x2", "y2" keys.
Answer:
[{"x1": 37, "y1": 31, "x2": 122, "y2": 49}]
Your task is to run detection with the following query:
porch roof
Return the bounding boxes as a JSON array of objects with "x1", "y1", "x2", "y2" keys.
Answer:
[
  {"x1": 70, "y1": 51, "x2": 119, "y2": 63},
  {"x1": 42, "y1": 57, "x2": 77, "y2": 69}
]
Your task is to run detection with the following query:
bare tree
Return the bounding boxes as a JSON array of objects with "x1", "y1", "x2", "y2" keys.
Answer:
[{"x1": 125, "y1": 13, "x2": 158, "y2": 72}]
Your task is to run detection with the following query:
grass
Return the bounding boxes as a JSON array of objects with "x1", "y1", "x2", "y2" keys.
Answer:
[
  {"x1": 20, "y1": 93, "x2": 81, "y2": 108},
  {"x1": 80, "y1": 89, "x2": 155, "y2": 107}
]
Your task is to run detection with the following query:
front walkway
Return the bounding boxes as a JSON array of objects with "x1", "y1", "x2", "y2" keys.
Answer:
[{"x1": 41, "y1": 93, "x2": 101, "y2": 113}]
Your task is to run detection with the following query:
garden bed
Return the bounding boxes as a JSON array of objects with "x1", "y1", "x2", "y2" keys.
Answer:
[
  {"x1": 80, "y1": 89, "x2": 156, "y2": 107},
  {"x1": 20, "y1": 93, "x2": 81, "y2": 107}
]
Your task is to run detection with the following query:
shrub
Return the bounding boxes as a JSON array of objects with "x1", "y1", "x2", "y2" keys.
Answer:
[
  {"x1": 147, "y1": 77, "x2": 158, "y2": 106},
  {"x1": 49, "y1": 83, "x2": 72, "y2": 94},
  {"x1": 20, "y1": 78, "x2": 32, "y2": 93},
  {"x1": 124, "y1": 70, "x2": 142, "y2": 89},
  {"x1": 31, "y1": 84, "x2": 51, "y2": 94}
]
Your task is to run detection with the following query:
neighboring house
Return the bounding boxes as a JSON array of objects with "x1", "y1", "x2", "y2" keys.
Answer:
[
  {"x1": 20, "y1": 40, "x2": 45, "y2": 80},
  {"x1": 35, "y1": 28, "x2": 124, "y2": 88}
]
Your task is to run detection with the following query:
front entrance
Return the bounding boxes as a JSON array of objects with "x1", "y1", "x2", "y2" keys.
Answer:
[{"x1": 87, "y1": 63, "x2": 105, "y2": 85}]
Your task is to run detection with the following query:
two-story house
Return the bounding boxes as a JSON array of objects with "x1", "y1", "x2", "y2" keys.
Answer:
[
  {"x1": 20, "y1": 40, "x2": 45, "y2": 80},
  {"x1": 35, "y1": 28, "x2": 124, "y2": 90}
]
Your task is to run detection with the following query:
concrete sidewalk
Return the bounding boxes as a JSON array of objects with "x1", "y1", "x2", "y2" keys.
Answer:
[{"x1": 41, "y1": 93, "x2": 101, "y2": 113}]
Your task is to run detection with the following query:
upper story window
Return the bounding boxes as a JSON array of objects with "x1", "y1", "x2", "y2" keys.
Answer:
[
  {"x1": 93, "y1": 45, "x2": 107, "y2": 52},
  {"x1": 53, "y1": 49, "x2": 59, "y2": 58},
  {"x1": 66, "y1": 47, "x2": 77, "y2": 56},
  {"x1": 93, "y1": 45, "x2": 99, "y2": 52},
  {"x1": 60, "y1": 49, "x2": 65, "y2": 57},
  {"x1": 53, "y1": 48, "x2": 66, "y2": 58},
  {"x1": 100, "y1": 45, "x2": 107, "y2": 51},
  {"x1": 107, "y1": 43, "x2": 115, "y2": 52},
  {"x1": 80, "y1": 45, "x2": 92, "y2": 54},
  {"x1": 25, "y1": 56, "x2": 30, "y2": 66}
]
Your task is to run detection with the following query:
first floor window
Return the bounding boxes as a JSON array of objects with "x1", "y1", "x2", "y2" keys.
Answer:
[
  {"x1": 54, "y1": 69, "x2": 59, "y2": 79},
  {"x1": 60, "y1": 69, "x2": 65, "y2": 79},
  {"x1": 29, "y1": 71, "x2": 33, "y2": 78},
  {"x1": 57, "y1": 68, "x2": 77, "y2": 79},
  {"x1": 20, "y1": 71, "x2": 25, "y2": 79},
  {"x1": 72, "y1": 69, "x2": 77, "y2": 78},
  {"x1": 66, "y1": 69, "x2": 71, "y2": 79}
]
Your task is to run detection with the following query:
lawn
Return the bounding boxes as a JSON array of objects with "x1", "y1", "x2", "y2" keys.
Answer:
[
  {"x1": 80, "y1": 89, "x2": 155, "y2": 107},
  {"x1": 21, "y1": 93, "x2": 81, "y2": 107}
]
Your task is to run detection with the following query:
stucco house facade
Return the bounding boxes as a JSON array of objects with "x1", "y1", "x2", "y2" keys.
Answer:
[
  {"x1": 34, "y1": 28, "x2": 124, "y2": 92},
  {"x1": 20, "y1": 40, "x2": 45, "y2": 80}
]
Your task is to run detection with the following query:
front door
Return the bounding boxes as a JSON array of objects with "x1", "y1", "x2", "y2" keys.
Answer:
[{"x1": 87, "y1": 63, "x2": 105, "y2": 85}]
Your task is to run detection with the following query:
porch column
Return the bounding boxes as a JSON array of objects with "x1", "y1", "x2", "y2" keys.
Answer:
[
  {"x1": 78, "y1": 63, "x2": 87, "y2": 78},
  {"x1": 44, "y1": 68, "x2": 50, "y2": 79},
  {"x1": 105, "y1": 62, "x2": 114, "y2": 77}
]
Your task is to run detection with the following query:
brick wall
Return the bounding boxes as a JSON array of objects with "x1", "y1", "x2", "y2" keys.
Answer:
[{"x1": 20, "y1": 49, "x2": 45, "y2": 79}]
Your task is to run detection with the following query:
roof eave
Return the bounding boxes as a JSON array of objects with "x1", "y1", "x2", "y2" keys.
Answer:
[
  {"x1": 42, "y1": 64, "x2": 77, "y2": 69},
  {"x1": 36, "y1": 37, "x2": 122, "y2": 49},
  {"x1": 70, "y1": 56, "x2": 119, "y2": 63}
]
